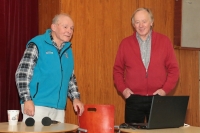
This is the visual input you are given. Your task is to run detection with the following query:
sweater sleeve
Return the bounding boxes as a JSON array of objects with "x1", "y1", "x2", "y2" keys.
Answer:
[
  {"x1": 162, "y1": 38, "x2": 179, "y2": 94},
  {"x1": 113, "y1": 41, "x2": 127, "y2": 93}
]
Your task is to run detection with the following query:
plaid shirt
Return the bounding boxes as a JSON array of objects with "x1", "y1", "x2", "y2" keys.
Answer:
[
  {"x1": 136, "y1": 30, "x2": 152, "y2": 71},
  {"x1": 15, "y1": 40, "x2": 80, "y2": 103}
]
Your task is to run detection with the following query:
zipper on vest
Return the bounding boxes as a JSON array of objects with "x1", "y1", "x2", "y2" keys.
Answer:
[
  {"x1": 56, "y1": 44, "x2": 71, "y2": 107},
  {"x1": 56, "y1": 52, "x2": 63, "y2": 108}
]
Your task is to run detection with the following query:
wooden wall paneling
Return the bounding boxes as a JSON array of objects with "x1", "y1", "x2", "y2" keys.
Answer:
[
  {"x1": 172, "y1": 49, "x2": 199, "y2": 126},
  {"x1": 61, "y1": 0, "x2": 130, "y2": 125},
  {"x1": 38, "y1": 0, "x2": 60, "y2": 34},
  {"x1": 179, "y1": 50, "x2": 199, "y2": 126}
]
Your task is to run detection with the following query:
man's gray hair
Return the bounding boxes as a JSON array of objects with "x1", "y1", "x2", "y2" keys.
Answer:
[
  {"x1": 52, "y1": 13, "x2": 71, "y2": 24},
  {"x1": 131, "y1": 8, "x2": 154, "y2": 25}
]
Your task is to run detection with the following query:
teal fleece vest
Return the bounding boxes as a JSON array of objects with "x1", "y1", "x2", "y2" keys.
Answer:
[{"x1": 27, "y1": 29, "x2": 74, "y2": 109}]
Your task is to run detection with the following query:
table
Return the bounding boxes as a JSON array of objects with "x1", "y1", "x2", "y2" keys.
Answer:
[
  {"x1": 0, "y1": 122, "x2": 78, "y2": 133},
  {"x1": 120, "y1": 126, "x2": 200, "y2": 133}
]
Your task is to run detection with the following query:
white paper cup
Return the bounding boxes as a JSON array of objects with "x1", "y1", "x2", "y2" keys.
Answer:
[
  {"x1": 7, "y1": 110, "x2": 19, "y2": 125},
  {"x1": 8, "y1": 125, "x2": 18, "y2": 131}
]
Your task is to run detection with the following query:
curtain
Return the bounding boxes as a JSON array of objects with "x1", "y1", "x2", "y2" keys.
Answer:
[{"x1": 0, "y1": 0, "x2": 38, "y2": 122}]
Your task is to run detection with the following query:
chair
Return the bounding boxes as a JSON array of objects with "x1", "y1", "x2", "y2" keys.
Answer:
[{"x1": 78, "y1": 104, "x2": 119, "y2": 133}]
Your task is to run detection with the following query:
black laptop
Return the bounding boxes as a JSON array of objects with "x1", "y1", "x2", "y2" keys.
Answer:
[{"x1": 127, "y1": 96, "x2": 189, "y2": 129}]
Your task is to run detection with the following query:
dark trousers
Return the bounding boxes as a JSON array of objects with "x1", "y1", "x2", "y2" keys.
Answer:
[{"x1": 125, "y1": 94, "x2": 153, "y2": 123}]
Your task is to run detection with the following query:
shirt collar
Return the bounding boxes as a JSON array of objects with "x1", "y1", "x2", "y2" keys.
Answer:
[
  {"x1": 50, "y1": 32, "x2": 65, "y2": 50},
  {"x1": 136, "y1": 30, "x2": 152, "y2": 42}
]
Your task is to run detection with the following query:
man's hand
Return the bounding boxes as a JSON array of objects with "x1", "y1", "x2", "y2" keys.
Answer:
[
  {"x1": 122, "y1": 88, "x2": 134, "y2": 99},
  {"x1": 24, "y1": 100, "x2": 35, "y2": 116},
  {"x1": 153, "y1": 89, "x2": 166, "y2": 96},
  {"x1": 73, "y1": 99, "x2": 84, "y2": 116}
]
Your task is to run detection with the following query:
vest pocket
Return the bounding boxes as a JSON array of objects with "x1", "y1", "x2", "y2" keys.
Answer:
[{"x1": 33, "y1": 83, "x2": 39, "y2": 98}]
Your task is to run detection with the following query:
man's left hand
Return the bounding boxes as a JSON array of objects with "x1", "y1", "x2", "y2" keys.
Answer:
[{"x1": 153, "y1": 89, "x2": 166, "y2": 96}]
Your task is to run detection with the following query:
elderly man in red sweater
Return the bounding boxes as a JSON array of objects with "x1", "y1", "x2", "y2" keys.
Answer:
[{"x1": 113, "y1": 8, "x2": 179, "y2": 123}]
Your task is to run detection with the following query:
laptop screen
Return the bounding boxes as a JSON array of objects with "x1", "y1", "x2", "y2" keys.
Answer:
[{"x1": 129, "y1": 96, "x2": 189, "y2": 129}]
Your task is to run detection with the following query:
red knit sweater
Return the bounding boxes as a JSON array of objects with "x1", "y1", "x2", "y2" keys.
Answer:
[{"x1": 113, "y1": 31, "x2": 179, "y2": 96}]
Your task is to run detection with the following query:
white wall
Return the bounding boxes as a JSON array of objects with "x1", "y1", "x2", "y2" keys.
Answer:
[{"x1": 182, "y1": 0, "x2": 200, "y2": 48}]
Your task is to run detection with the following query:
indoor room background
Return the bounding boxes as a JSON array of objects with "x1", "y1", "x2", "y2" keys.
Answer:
[{"x1": 0, "y1": 0, "x2": 199, "y2": 129}]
